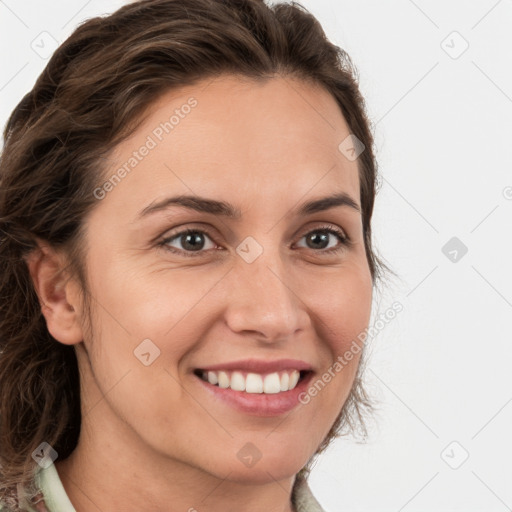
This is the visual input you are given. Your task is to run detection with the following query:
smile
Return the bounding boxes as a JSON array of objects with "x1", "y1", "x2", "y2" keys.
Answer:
[
  {"x1": 192, "y1": 358, "x2": 314, "y2": 416},
  {"x1": 196, "y1": 369, "x2": 306, "y2": 394}
]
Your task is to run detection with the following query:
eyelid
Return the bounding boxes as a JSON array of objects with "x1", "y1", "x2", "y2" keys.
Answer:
[{"x1": 299, "y1": 222, "x2": 348, "y2": 240}]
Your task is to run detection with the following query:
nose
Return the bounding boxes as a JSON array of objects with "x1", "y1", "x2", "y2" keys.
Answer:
[{"x1": 223, "y1": 251, "x2": 311, "y2": 344}]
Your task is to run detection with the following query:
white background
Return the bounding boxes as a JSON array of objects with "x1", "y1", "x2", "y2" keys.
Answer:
[{"x1": 1, "y1": 1, "x2": 511, "y2": 511}]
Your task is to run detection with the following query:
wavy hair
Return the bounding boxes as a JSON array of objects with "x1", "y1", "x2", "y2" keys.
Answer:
[{"x1": 0, "y1": 0, "x2": 389, "y2": 508}]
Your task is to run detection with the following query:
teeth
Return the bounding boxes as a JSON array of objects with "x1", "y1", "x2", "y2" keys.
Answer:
[
  {"x1": 218, "y1": 371, "x2": 230, "y2": 388},
  {"x1": 246, "y1": 373, "x2": 263, "y2": 393},
  {"x1": 289, "y1": 370, "x2": 300, "y2": 390},
  {"x1": 263, "y1": 373, "x2": 281, "y2": 394},
  {"x1": 280, "y1": 372, "x2": 289, "y2": 391},
  {"x1": 199, "y1": 369, "x2": 304, "y2": 394},
  {"x1": 231, "y1": 371, "x2": 245, "y2": 391}
]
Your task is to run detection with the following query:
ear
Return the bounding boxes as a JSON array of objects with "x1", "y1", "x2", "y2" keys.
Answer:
[{"x1": 24, "y1": 240, "x2": 84, "y2": 346}]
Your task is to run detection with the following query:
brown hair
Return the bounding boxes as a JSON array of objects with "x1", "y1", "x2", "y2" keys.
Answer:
[{"x1": 0, "y1": 0, "x2": 389, "y2": 507}]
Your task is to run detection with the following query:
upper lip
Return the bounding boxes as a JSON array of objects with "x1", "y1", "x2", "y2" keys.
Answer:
[{"x1": 196, "y1": 358, "x2": 313, "y2": 373}]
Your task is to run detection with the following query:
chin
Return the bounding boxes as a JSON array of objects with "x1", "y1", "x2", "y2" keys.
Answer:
[
  {"x1": 203, "y1": 441, "x2": 313, "y2": 485},
  {"x1": 220, "y1": 462, "x2": 305, "y2": 485}
]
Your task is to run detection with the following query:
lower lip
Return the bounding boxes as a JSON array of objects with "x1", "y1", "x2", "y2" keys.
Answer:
[{"x1": 194, "y1": 372, "x2": 314, "y2": 417}]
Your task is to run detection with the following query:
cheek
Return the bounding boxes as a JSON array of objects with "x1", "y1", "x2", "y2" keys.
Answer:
[
  {"x1": 80, "y1": 269, "x2": 201, "y2": 433},
  {"x1": 304, "y1": 262, "x2": 373, "y2": 354},
  {"x1": 85, "y1": 249, "x2": 211, "y2": 348},
  {"x1": 291, "y1": 261, "x2": 372, "y2": 413},
  {"x1": 118, "y1": 268, "x2": 225, "y2": 365}
]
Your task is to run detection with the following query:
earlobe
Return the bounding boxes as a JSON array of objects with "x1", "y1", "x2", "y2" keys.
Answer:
[{"x1": 24, "y1": 241, "x2": 83, "y2": 346}]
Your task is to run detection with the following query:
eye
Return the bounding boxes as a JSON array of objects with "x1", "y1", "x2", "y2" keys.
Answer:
[
  {"x1": 295, "y1": 224, "x2": 350, "y2": 254},
  {"x1": 159, "y1": 228, "x2": 218, "y2": 258}
]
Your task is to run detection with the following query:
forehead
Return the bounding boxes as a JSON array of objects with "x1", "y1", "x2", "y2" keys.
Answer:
[{"x1": 99, "y1": 74, "x2": 361, "y2": 215}]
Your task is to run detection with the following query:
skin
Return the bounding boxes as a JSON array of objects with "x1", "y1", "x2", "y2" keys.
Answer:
[{"x1": 27, "y1": 74, "x2": 373, "y2": 512}]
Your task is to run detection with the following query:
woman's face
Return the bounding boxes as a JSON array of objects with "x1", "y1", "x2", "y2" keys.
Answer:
[{"x1": 73, "y1": 74, "x2": 373, "y2": 483}]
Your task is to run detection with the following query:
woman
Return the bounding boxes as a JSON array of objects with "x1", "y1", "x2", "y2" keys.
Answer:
[{"x1": 0, "y1": 0, "x2": 387, "y2": 510}]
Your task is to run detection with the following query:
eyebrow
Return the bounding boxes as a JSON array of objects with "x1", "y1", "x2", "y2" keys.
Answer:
[{"x1": 136, "y1": 192, "x2": 360, "y2": 220}]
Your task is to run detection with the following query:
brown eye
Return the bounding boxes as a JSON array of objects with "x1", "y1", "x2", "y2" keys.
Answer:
[
  {"x1": 160, "y1": 228, "x2": 218, "y2": 257},
  {"x1": 295, "y1": 225, "x2": 349, "y2": 254}
]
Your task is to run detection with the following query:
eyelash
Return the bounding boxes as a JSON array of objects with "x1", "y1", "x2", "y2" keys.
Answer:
[{"x1": 157, "y1": 224, "x2": 351, "y2": 258}]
